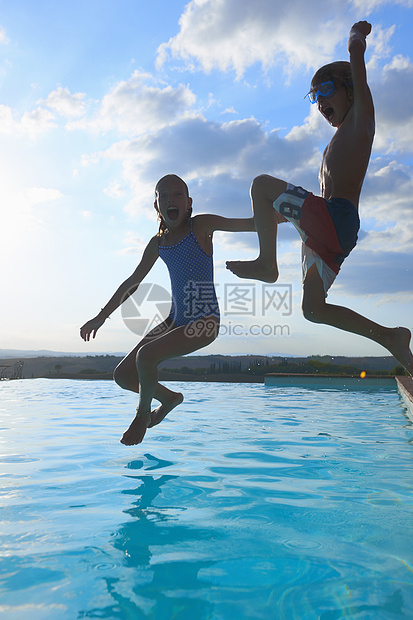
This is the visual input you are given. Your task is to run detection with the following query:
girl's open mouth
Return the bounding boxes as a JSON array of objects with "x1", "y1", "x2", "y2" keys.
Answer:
[{"x1": 167, "y1": 207, "x2": 179, "y2": 220}]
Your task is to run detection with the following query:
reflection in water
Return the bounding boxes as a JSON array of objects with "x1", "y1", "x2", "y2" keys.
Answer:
[
  {"x1": 78, "y1": 445, "x2": 410, "y2": 619},
  {"x1": 81, "y1": 454, "x2": 215, "y2": 618},
  {"x1": 3, "y1": 381, "x2": 410, "y2": 618}
]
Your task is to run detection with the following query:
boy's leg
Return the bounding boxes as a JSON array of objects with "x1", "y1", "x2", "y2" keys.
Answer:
[
  {"x1": 120, "y1": 317, "x2": 219, "y2": 445},
  {"x1": 226, "y1": 174, "x2": 287, "y2": 282},
  {"x1": 302, "y1": 264, "x2": 413, "y2": 374}
]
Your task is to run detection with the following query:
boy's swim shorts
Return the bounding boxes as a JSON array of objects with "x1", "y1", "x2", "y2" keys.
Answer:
[{"x1": 273, "y1": 183, "x2": 360, "y2": 296}]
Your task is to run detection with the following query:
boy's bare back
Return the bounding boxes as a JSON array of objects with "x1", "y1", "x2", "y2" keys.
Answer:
[{"x1": 318, "y1": 22, "x2": 375, "y2": 207}]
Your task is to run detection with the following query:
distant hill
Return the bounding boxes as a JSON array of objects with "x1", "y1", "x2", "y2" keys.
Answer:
[
  {"x1": 0, "y1": 354, "x2": 123, "y2": 379},
  {"x1": 0, "y1": 349, "x2": 126, "y2": 358},
  {"x1": 0, "y1": 352, "x2": 402, "y2": 380}
]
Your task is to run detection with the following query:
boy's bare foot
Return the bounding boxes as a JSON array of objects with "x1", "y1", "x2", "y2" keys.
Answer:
[
  {"x1": 226, "y1": 258, "x2": 278, "y2": 283},
  {"x1": 148, "y1": 391, "x2": 184, "y2": 428},
  {"x1": 120, "y1": 410, "x2": 151, "y2": 446},
  {"x1": 385, "y1": 327, "x2": 413, "y2": 376}
]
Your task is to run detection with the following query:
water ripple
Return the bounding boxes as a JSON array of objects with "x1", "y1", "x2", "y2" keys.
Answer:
[{"x1": 0, "y1": 379, "x2": 412, "y2": 619}]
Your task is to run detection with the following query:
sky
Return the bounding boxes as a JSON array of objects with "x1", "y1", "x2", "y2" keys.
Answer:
[{"x1": 0, "y1": 0, "x2": 412, "y2": 358}]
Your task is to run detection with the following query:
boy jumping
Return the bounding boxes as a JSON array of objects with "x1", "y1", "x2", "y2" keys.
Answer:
[{"x1": 227, "y1": 21, "x2": 413, "y2": 375}]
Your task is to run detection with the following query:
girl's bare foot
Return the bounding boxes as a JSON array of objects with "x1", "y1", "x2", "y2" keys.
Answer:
[
  {"x1": 149, "y1": 391, "x2": 184, "y2": 428},
  {"x1": 226, "y1": 258, "x2": 278, "y2": 283},
  {"x1": 385, "y1": 327, "x2": 413, "y2": 375},
  {"x1": 120, "y1": 410, "x2": 151, "y2": 445}
]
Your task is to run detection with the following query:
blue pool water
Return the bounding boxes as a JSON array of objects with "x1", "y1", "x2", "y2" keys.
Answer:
[{"x1": 0, "y1": 378, "x2": 412, "y2": 619}]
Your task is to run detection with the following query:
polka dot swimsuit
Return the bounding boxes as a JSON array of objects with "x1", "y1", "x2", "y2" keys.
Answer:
[{"x1": 158, "y1": 220, "x2": 220, "y2": 326}]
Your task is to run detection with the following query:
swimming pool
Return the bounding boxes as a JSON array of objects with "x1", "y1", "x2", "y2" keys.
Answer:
[{"x1": 0, "y1": 378, "x2": 412, "y2": 619}]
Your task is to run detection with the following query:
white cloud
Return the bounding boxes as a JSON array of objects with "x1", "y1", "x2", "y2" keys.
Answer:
[
  {"x1": 21, "y1": 107, "x2": 57, "y2": 137},
  {"x1": 25, "y1": 187, "x2": 63, "y2": 205},
  {"x1": 0, "y1": 104, "x2": 56, "y2": 137},
  {"x1": 39, "y1": 86, "x2": 87, "y2": 118},
  {"x1": 157, "y1": 0, "x2": 349, "y2": 78},
  {"x1": 0, "y1": 182, "x2": 63, "y2": 255},
  {"x1": 0, "y1": 104, "x2": 16, "y2": 133},
  {"x1": 371, "y1": 55, "x2": 413, "y2": 154},
  {"x1": 351, "y1": 0, "x2": 413, "y2": 12},
  {"x1": 67, "y1": 33, "x2": 412, "y2": 302},
  {"x1": 361, "y1": 224, "x2": 413, "y2": 254},
  {"x1": 90, "y1": 112, "x2": 324, "y2": 223},
  {"x1": 119, "y1": 232, "x2": 150, "y2": 255},
  {"x1": 336, "y1": 248, "x2": 413, "y2": 296},
  {"x1": 91, "y1": 104, "x2": 411, "y2": 298},
  {"x1": 104, "y1": 182, "x2": 126, "y2": 199},
  {"x1": 366, "y1": 24, "x2": 395, "y2": 65},
  {"x1": 0, "y1": 26, "x2": 9, "y2": 45},
  {"x1": 74, "y1": 70, "x2": 197, "y2": 136},
  {"x1": 2, "y1": 1, "x2": 412, "y2": 355},
  {"x1": 358, "y1": 159, "x2": 413, "y2": 261},
  {"x1": 222, "y1": 107, "x2": 237, "y2": 115}
]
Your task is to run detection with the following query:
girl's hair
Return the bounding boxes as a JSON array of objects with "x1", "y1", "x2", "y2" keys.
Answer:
[
  {"x1": 155, "y1": 174, "x2": 192, "y2": 236},
  {"x1": 311, "y1": 61, "x2": 353, "y2": 93}
]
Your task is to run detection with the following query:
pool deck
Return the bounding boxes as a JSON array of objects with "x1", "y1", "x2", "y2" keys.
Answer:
[{"x1": 396, "y1": 376, "x2": 413, "y2": 422}]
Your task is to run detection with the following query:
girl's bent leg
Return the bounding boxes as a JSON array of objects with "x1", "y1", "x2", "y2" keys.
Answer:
[
  {"x1": 114, "y1": 318, "x2": 183, "y2": 413},
  {"x1": 120, "y1": 317, "x2": 219, "y2": 445},
  {"x1": 226, "y1": 175, "x2": 287, "y2": 282}
]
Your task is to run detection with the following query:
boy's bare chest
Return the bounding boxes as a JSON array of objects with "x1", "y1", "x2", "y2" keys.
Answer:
[
  {"x1": 320, "y1": 123, "x2": 371, "y2": 193},
  {"x1": 319, "y1": 136, "x2": 347, "y2": 195},
  {"x1": 319, "y1": 121, "x2": 371, "y2": 203},
  {"x1": 321, "y1": 108, "x2": 373, "y2": 174},
  {"x1": 322, "y1": 126, "x2": 353, "y2": 171}
]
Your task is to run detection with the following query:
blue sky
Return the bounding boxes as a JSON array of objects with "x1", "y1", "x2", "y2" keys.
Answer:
[{"x1": 1, "y1": 0, "x2": 412, "y2": 357}]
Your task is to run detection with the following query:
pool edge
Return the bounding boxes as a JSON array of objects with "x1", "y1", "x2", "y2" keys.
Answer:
[
  {"x1": 396, "y1": 376, "x2": 413, "y2": 422},
  {"x1": 264, "y1": 374, "x2": 395, "y2": 389}
]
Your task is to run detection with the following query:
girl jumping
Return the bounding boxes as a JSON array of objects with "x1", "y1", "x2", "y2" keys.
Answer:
[{"x1": 80, "y1": 174, "x2": 254, "y2": 445}]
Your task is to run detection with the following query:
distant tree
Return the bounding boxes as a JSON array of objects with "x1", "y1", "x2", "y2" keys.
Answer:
[{"x1": 391, "y1": 365, "x2": 408, "y2": 376}]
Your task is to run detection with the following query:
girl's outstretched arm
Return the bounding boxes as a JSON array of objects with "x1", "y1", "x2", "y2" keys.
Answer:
[
  {"x1": 191, "y1": 214, "x2": 256, "y2": 254},
  {"x1": 80, "y1": 236, "x2": 159, "y2": 341},
  {"x1": 200, "y1": 215, "x2": 255, "y2": 233},
  {"x1": 197, "y1": 214, "x2": 256, "y2": 234}
]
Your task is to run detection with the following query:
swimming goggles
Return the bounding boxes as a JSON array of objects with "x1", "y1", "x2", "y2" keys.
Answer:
[{"x1": 305, "y1": 80, "x2": 337, "y2": 104}]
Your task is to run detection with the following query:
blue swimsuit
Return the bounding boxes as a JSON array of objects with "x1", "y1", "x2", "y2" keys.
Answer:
[{"x1": 158, "y1": 221, "x2": 220, "y2": 326}]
